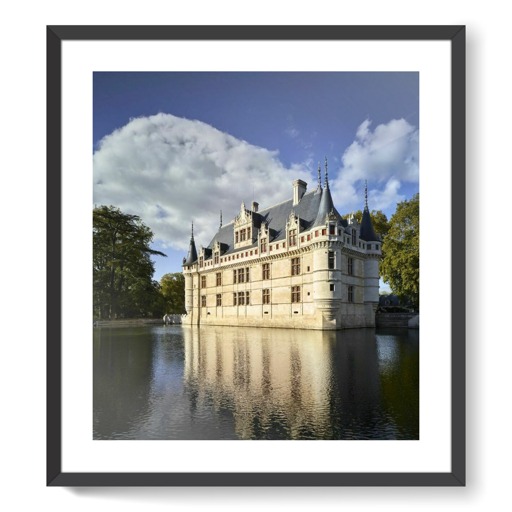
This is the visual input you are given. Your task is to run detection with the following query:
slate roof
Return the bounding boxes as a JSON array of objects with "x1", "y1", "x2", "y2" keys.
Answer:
[
  {"x1": 359, "y1": 207, "x2": 380, "y2": 241},
  {"x1": 203, "y1": 185, "x2": 347, "y2": 259},
  {"x1": 184, "y1": 180, "x2": 378, "y2": 265},
  {"x1": 183, "y1": 232, "x2": 198, "y2": 266}
]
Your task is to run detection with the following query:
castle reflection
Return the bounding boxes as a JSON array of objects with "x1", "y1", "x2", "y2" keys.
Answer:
[
  {"x1": 93, "y1": 326, "x2": 419, "y2": 440},
  {"x1": 182, "y1": 327, "x2": 404, "y2": 440}
]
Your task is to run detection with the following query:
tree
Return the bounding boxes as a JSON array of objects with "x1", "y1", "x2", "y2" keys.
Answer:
[
  {"x1": 380, "y1": 194, "x2": 419, "y2": 308},
  {"x1": 342, "y1": 209, "x2": 390, "y2": 239},
  {"x1": 160, "y1": 273, "x2": 186, "y2": 314},
  {"x1": 93, "y1": 205, "x2": 166, "y2": 319}
]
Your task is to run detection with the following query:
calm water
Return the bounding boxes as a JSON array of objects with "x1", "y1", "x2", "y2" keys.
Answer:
[{"x1": 93, "y1": 325, "x2": 419, "y2": 440}]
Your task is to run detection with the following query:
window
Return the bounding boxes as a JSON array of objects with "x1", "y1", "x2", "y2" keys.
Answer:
[
  {"x1": 216, "y1": 272, "x2": 222, "y2": 286},
  {"x1": 201, "y1": 295, "x2": 206, "y2": 307},
  {"x1": 238, "y1": 291, "x2": 245, "y2": 306},
  {"x1": 240, "y1": 229, "x2": 246, "y2": 241},
  {"x1": 235, "y1": 231, "x2": 239, "y2": 243},
  {"x1": 301, "y1": 236, "x2": 304, "y2": 243},
  {"x1": 348, "y1": 257, "x2": 354, "y2": 276},
  {"x1": 291, "y1": 285, "x2": 301, "y2": 303},
  {"x1": 247, "y1": 227, "x2": 251, "y2": 240},
  {"x1": 329, "y1": 224, "x2": 335, "y2": 235},
  {"x1": 262, "y1": 263, "x2": 270, "y2": 280},
  {"x1": 315, "y1": 230, "x2": 319, "y2": 237},
  {"x1": 234, "y1": 267, "x2": 249, "y2": 284},
  {"x1": 351, "y1": 229, "x2": 357, "y2": 245},
  {"x1": 288, "y1": 229, "x2": 297, "y2": 246},
  {"x1": 262, "y1": 289, "x2": 270, "y2": 304},
  {"x1": 322, "y1": 228, "x2": 326, "y2": 236},
  {"x1": 330, "y1": 284, "x2": 335, "y2": 292},
  {"x1": 216, "y1": 294, "x2": 222, "y2": 306},
  {"x1": 246, "y1": 291, "x2": 250, "y2": 305},
  {"x1": 328, "y1": 251, "x2": 335, "y2": 270},
  {"x1": 233, "y1": 293, "x2": 237, "y2": 306},
  {"x1": 367, "y1": 244, "x2": 372, "y2": 251},
  {"x1": 291, "y1": 257, "x2": 301, "y2": 276},
  {"x1": 201, "y1": 275, "x2": 206, "y2": 288},
  {"x1": 199, "y1": 256, "x2": 204, "y2": 268},
  {"x1": 348, "y1": 285, "x2": 354, "y2": 303},
  {"x1": 307, "y1": 234, "x2": 311, "y2": 241},
  {"x1": 214, "y1": 252, "x2": 219, "y2": 264}
]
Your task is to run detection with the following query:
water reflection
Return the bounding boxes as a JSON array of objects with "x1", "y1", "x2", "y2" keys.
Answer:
[{"x1": 93, "y1": 326, "x2": 418, "y2": 440}]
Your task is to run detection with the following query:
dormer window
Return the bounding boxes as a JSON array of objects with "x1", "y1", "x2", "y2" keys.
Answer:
[
  {"x1": 351, "y1": 229, "x2": 357, "y2": 245},
  {"x1": 260, "y1": 237, "x2": 267, "y2": 253},
  {"x1": 234, "y1": 203, "x2": 256, "y2": 249},
  {"x1": 288, "y1": 229, "x2": 297, "y2": 246}
]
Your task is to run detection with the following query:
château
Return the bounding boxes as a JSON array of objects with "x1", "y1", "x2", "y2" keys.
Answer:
[{"x1": 182, "y1": 162, "x2": 381, "y2": 330}]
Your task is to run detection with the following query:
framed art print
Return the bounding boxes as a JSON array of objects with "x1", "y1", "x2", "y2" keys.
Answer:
[{"x1": 47, "y1": 25, "x2": 465, "y2": 486}]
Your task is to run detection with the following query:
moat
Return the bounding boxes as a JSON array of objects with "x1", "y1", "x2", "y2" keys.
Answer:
[{"x1": 93, "y1": 325, "x2": 419, "y2": 440}]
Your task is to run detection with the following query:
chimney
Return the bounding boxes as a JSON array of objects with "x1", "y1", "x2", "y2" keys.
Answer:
[
  {"x1": 293, "y1": 179, "x2": 307, "y2": 206},
  {"x1": 251, "y1": 201, "x2": 259, "y2": 212}
]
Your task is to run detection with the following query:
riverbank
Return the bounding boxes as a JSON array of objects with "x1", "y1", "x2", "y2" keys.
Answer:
[{"x1": 93, "y1": 318, "x2": 163, "y2": 328}]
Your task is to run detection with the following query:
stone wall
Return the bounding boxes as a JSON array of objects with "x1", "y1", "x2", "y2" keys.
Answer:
[{"x1": 375, "y1": 312, "x2": 416, "y2": 328}]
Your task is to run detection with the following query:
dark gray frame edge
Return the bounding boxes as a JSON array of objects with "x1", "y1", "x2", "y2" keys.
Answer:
[{"x1": 46, "y1": 25, "x2": 466, "y2": 487}]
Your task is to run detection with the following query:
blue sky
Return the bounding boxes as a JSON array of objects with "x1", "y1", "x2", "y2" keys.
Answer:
[{"x1": 93, "y1": 72, "x2": 419, "y2": 286}]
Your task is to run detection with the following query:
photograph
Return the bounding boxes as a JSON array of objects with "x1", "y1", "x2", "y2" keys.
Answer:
[
  {"x1": 47, "y1": 25, "x2": 465, "y2": 486},
  {"x1": 92, "y1": 71, "x2": 420, "y2": 441}
]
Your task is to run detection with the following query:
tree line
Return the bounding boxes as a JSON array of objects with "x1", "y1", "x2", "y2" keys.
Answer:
[
  {"x1": 93, "y1": 195, "x2": 419, "y2": 319},
  {"x1": 344, "y1": 193, "x2": 419, "y2": 308},
  {"x1": 93, "y1": 205, "x2": 184, "y2": 320}
]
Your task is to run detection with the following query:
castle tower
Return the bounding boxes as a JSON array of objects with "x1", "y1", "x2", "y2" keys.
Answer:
[
  {"x1": 312, "y1": 159, "x2": 342, "y2": 328},
  {"x1": 182, "y1": 223, "x2": 198, "y2": 324},
  {"x1": 359, "y1": 182, "x2": 381, "y2": 326}
]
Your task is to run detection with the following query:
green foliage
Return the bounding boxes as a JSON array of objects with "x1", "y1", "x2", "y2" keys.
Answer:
[
  {"x1": 93, "y1": 205, "x2": 166, "y2": 319},
  {"x1": 160, "y1": 273, "x2": 186, "y2": 314},
  {"x1": 342, "y1": 209, "x2": 390, "y2": 238},
  {"x1": 380, "y1": 194, "x2": 419, "y2": 308}
]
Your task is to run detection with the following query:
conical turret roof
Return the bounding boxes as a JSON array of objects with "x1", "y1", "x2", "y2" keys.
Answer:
[
  {"x1": 359, "y1": 182, "x2": 379, "y2": 241},
  {"x1": 183, "y1": 223, "x2": 198, "y2": 266},
  {"x1": 312, "y1": 159, "x2": 342, "y2": 227}
]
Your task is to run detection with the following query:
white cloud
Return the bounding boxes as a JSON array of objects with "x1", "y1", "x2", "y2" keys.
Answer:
[
  {"x1": 93, "y1": 115, "x2": 418, "y2": 254},
  {"x1": 93, "y1": 114, "x2": 311, "y2": 251},
  {"x1": 330, "y1": 118, "x2": 418, "y2": 213}
]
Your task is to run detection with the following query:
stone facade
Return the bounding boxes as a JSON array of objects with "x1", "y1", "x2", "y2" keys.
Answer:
[{"x1": 182, "y1": 166, "x2": 381, "y2": 330}]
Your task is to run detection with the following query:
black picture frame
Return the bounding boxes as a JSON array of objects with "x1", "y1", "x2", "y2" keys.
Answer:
[{"x1": 47, "y1": 25, "x2": 465, "y2": 486}]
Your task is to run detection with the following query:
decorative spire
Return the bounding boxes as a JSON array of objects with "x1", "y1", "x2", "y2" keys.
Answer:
[
  {"x1": 317, "y1": 162, "x2": 322, "y2": 188},
  {"x1": 220, "y1": 210, "x2": 223, "y2": 229},
  {"x1": 324, "y1": 157, "x2": 329, "y2": 189},
  {"x1": 191, "y1": 221, "x2": 194, "y2": 240},
  {"x1": 364, "y1": 180, "x2": 368, "y2": 210}
]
